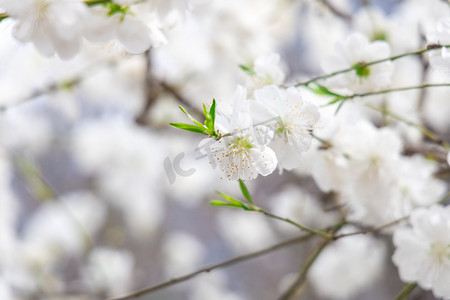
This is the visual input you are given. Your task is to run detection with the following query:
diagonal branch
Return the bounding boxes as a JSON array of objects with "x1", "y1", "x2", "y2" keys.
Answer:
[
  {"x1": 107, "y1": 233, "x2": 316, "y2": 300},
  {"x1": 294, "y1": 44, "x2": 449, "y2": 87},
  {"x1": 318, "y1": 0, "x2": 352, "y2": 21},
  {"x1": 278, "y1": 223, "x2": 345, "y2": 300}
]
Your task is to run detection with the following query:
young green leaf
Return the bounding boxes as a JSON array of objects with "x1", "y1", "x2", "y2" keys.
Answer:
[
  {"x1": 204, "y1": 107, "x2": 213, "y2": 133},
  {"x1": 202, "y1": 100, "x2": 217, "y2": 137},
  {"x1": 215, "y1": 191, "x2": 252, "y2": 210},
  {"x1": 238, "y1": 179, "x2": 253, "y2": 204},
  {"x1": 325, "y1": 96, "x2": 343, "y2": 106},
  {"x1": 216, "y1": 191, "x2": 241, "y2": 206},
  {"x1": 210, "y1": 200, "x2": 241, "y2": 208},
  {"x1": 169, "y1": 123, "x2": 208, "y2": 134},
  {"x1": 334, "y1": 99, "x2": 347, "y2": 115},
  {"x1": 203, "y1": 103, "x2": 209, "y2": 118},
  {"x1": 179, "y1": 105, "x2": 205, "y2": 128},
  {"x1": 209, "y1": 99, "x2": 216, "y2": 127},
  {"x1": 239, "y1": 64, "x2": 256, "y2": 76},
  {"x1": 307, "y1": 83, "x2": 342, "y2": 97}
]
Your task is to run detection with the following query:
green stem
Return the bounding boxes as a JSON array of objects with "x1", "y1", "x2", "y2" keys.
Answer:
[
  {"x1": 365, "y1": 103, "x2": 449, "y2": 148},
  {"x1": 107, "y1": 233, "x2": 316, "y2": 300},
  {"x1": 256, "y1": 209, "x2": 333, "y2": 240},
  {"x1": 295, "y1": 44, "x2": 450, "y2": 87},
  {"x1": 394, "y1": 283, "x2": 417, "y2": 300},
  {"x1": 343, "y1": 83, "x2": 450, "y2": 100}
]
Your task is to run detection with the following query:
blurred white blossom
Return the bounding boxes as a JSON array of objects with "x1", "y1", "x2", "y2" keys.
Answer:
[
  {"x1": 199, "y1": 86, "x2": 277, "y2": 180},
  {"x1": 309, "y1": 226, "x2": 386, "y2": 299},
  {"x1": 252, "y1": 85, "x2": 320, "y2": 171},
  {"x1": 321, "y1": 33, "x2": 393, "y2": 94},
  {"x1": 82, "y1": 247, "x2": 135, "y2": 297},
  {"x1": 245, "y1": 53, "x2": 286, "y2": 93},
  {"x1": 0, "y1": 0, "x2": 87, "y2": 59},
  {"x1": 393, "y1": 205, "x2": 450, "y2": 299}
]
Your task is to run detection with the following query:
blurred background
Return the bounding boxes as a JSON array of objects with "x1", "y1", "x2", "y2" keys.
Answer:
[{"x1": 0, "y1": 0, "x2": 449, "y2": 299}]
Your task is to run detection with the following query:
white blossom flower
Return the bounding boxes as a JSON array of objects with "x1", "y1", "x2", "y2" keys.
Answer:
[
  {"x1": 321, "y1": 33, "x2": 393, "y2": 94},
  {"x1": 71, "y1": 117, "x2": 165, "y2": 236},
  {"x1": 148, "y1": 0, "x2": 205, "y2": 25},
  {"x1": 252, "y1": 85, "x2": 320, "y2": 171},
  {"x1": 82, "y1": 5, "x2": 167, "y2": 54},
  {"x1": 22, "y1": 191, "x2": 106, "y2": 266},
  {"x1": 199, "y1": 86, "x2": 277, "y2": 180},
  {"x1": 245, "y1": 53, "x2": 286, "y2": 92},
  {"x1": 393, "y1": 205, "x2": 450, "y2": 299},
  {"x1": 427, "y1": 18, "x2": 450, "y2": 75},
  {"x1": 0, "y1": 0, "x2": 87, "y2": 59}
]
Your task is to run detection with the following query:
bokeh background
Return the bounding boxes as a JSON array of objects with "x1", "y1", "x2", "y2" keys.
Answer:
[{"x1": 0, "y1": 0, "x2": 449, "y2": 299}]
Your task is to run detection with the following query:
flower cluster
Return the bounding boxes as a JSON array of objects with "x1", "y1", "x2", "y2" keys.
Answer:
[
  {"x1": 0, "y1": 0, "x2": 450, "y2": 299},
  {"x1": 198, "y1": 83, "x2": 320, "y2": 180},
  {"x1": 0, "y1": 0, "x2": 199, "y2": 59}
]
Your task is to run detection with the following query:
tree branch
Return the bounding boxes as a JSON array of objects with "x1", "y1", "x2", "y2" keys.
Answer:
[
  {"x1": 135, "y1": 50, "x2": 162, "y2": 125},
  {"x1": 342, "y1": 83, "x2": 450, "y2": 100},
  {"x1": 394, "y1": 283, "x2": 417, "y2": 300},
  {"x1": 107, "y1": 233, "x2": 316, "y2": 300},
  {"x1": 318, "y1": 0, "x2": 352, "y2": 21},
  {"x1": 294, "y1": 44, "x2": 449, "y2": 87},
  {"x1": 256, "y1": 209, "x2": 334, "y2": 240},
  {"x1": 278, "y1": 223, "x2": 345, "y2": 300}
]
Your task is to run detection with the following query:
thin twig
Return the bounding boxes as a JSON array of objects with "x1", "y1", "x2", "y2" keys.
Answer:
[
  {"x1": 343, "y1": 83, "x2": 450, "y2": 100},
  {"x1": 135, "y1": 50, "x2": 162, "y2": 125},
  {"x1": 333, "y1": 217, "x2": 407, "y2": 239},
  {"x1": 160, "y1": 81, "x2": 203, "y2": 118},
  {"x1": 394, "y1": 283, "x2": 417, "y2": 300},
  {"x1": 294, "y1": 44, "x2": 449, "y2": 87},
  {"x1": 256, "y1": 209, "x2": 333, "y2": 240},
  {"x1": 107, "y1": 233, "x2": 316, "y2": 300},
  {"x1": 365, "y1": 103, "x2": 449, "y2": 148},
  {"x1": 318, "y1": 0, "x2": 352, "y2": 21},
  {"x1": 334, "y1": 192, "x2": 450, "y2": 239},
  {"x1": 0, "y1": 61, "x2": 112, "y2": 112},
  {"x1": 278, "y1": 223, "x2": 345, "y2": 300}
]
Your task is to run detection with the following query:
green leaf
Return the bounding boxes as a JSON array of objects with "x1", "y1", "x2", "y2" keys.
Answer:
[
  {"x1": 203, "y1": 100, "x2": 217, "y2": 137},
  {"x1": 169, "y1": 123, "x2": 208, "y2": 134},
  {"x1": 179, "y1": 105, "x2": 205, "y2": 128},
  {"x1": 307, "y1": 83, "x2": 341, "y2": 97},
  {"x1": 210, "y1": 200, "x2": 240, "y2": 208},
  {"x1": 204, "y1": 107, "x2": 213, "y2": 132},
  {"x1": 239, "y1": 64, "x2": 256, "y2": 76},
  {"x1": 216, "y1": 191, "x2": 241, "y2": 206},
  {"x1": 202, "y1": 103, "x2": 208, "y2": 118},
  {"x1": 104, "y1": 1, "x2": 129, "y2": 17},
  {"x1": 326, "y1": 96, "x2": 344, "y2": 106},
  {"x1": 334, "y1": 99, "x2": 346, "y2": 115},
  {"x1": 238, "y1": 179, "x2": 253, "y2": 204},
  {"x1": 209, "y1": 99, "x2": 216, "y2": 128},
  {"x1": 215, "y1": 191, "x2": 252, "y2": 211}
]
